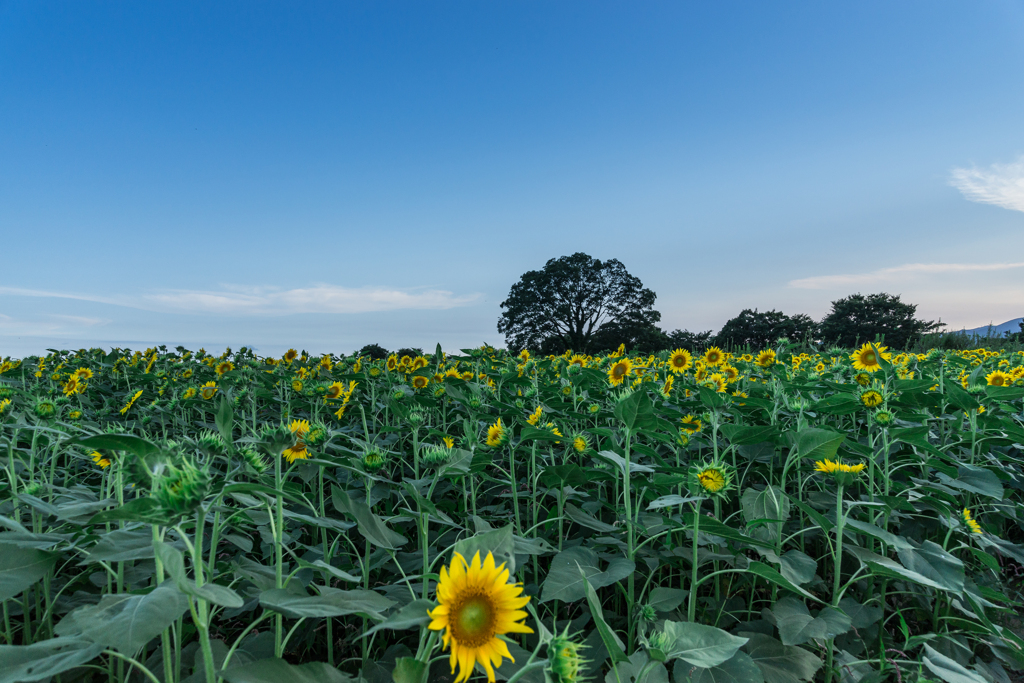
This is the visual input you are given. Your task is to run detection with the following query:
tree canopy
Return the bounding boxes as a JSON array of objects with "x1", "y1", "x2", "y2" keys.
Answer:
[
  {"x1": 714, "y1": 309, "x2": 817, "y2": 349},
  {"x1": 498, "y1": 253, "x2": 660, "y2": 353},
  {"x1": 818, "y1": 292, "x2": 941, "y2": 349}
]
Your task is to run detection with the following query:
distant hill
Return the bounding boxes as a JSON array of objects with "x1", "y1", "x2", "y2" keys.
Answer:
[{"x1": 960, "y1": 318, "x2": 1023, "y2": 337}]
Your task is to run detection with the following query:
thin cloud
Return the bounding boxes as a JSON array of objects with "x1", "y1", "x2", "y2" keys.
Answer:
[
  {"x1": 789, "y1": 262, "x2": 1024, "y2": 290},
  {"x1": 0, "y1": 284, "x2": 481, "y2": 315},
  {"x1": 950, "y1": 157, "x2": 1024, "y2": 212}
]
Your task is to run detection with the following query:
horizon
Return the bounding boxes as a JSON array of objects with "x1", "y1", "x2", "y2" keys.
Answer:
[{"x1": 3, "y1": 2, "x2": 1024, "y2": 358}]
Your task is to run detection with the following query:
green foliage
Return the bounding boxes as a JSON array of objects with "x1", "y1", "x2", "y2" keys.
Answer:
[{"x1": 818, "y1": 291, "x2": 941, "y2": 348}]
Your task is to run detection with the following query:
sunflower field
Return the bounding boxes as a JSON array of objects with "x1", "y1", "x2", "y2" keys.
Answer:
[{"x1": 0, "y1": 341, "x2": 1023, "y2": 683}]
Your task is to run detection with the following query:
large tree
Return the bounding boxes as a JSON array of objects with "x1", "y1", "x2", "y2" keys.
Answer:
[
  {"x1": 818, "y1": 292, "x2": 941, "y2": 349},
  {"x1": 714, "y1": 309, "x2": 817, "y2": 349},
  {"x1": 498, "y1": 253, "x2": 660, "y2": 353}
]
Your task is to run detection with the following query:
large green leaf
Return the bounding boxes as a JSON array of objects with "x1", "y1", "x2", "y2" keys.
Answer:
[
  {"x1": 0, "y1": 545, "x2": 57, "y2": 601},
  {"x1": 155, "y1": 540, "x2": 244, "y2": 608},
  {"x1": 769, "y1": 598, "x2": 850, "y2": 646},
  {"x1": 331, "y1": 486, "x2": 407, "y2": 550},
  {"x1": 843, "y1": 518, "x2": 913, "y2": 551},
  {"x1": 687, "y1": 651, "x2": 764, "y2": 683},
  {"x1": 740, "y1": 486, "x2": 790, "y2": 543},
  {"x1": 658, "y1": 621, "x2": 748, "y2": 668},
  {"x1": 259, "y1": 586, "x2": 395, "y2": 620},
  {"x1": 82, "y1": 527, "x2": 161, "y2": 563},
  {"x1": 453, "y1": 525, "x2": 516, "y2": 575},
  {"x1": 66, "y1": 433, "x2": 160, "y2": 457},
  {"x1": 720, "y1": 424, "x2": 780, "y2": 446},
  {"x1": 0, "y1": 637, "x2": 106, "y2": 683},
  {"x1": 540, "y1": 546, "x2": 634, "y2": 603},
  {"x1": 937, "y1": 464, "x2": 1004, "y2": 500},
  {"x1": 896, "y1": 541, "x2": 965, "y2": 594},
  {"x1": 361, "y1": 599, "x2": 434, "y2": 638},
  {"x1": 921, "y1": 644, "x2": 987, "y2": 683},
  {"x1": 746, "y1": 562, "x2": 821, "y2": 602},
  {"x1": 794, "y1": 428, "x2": 846, "y2": 462},
  {"x1": 682, "y1": 513, "x2": 775, "y2": 550},
  {"x1": 581, "y1": 571, "x2": 629, "y2": 665},
  {"x1": 845, "y1": 545, "x2": 950, "y2": 592},
  {"x1": 54, "y1": 581, "x2": 190, "y2": 654},
  {"x1": 614, "y1": 389, "x2": 657, "y2": 431},
  {"x1": 220, "y1": 658, "x2": 358, "y2": 683},
  {"x1": 742, "y1": 633, "x2": 822, "y2": 683}
]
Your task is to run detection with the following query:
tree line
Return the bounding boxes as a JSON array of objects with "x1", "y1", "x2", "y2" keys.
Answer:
[{"x1": 497, "y1": 253, "x2": 945, "y2": 354}]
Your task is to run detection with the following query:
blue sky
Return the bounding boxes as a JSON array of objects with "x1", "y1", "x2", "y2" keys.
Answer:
[{"x1": 3, "y1": 1, "x2": 1024, "y2": 357}]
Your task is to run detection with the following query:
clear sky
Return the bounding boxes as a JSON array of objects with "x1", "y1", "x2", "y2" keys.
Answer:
[{"x1": 3, "y1": 1, "x2": 1024, "y2": 357}]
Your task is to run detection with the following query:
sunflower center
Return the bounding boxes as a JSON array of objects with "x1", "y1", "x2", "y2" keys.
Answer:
[
  {"x1": 862, "y1": 351, "x2": 876, "y2": 365},
  {"x1": 451, "y1": 593, "x2": 496, "y2": 647}
]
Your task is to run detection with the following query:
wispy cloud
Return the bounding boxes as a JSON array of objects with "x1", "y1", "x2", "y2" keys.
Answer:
[
  {"x1": 0, "y1": 284, "x2": 481, "y2": 315},
  {"x1": 788, "y1": 262, "x2": 1024, "y2": 290},
  {"x1": 950, "y1": 156, "x2": 1024, "y2": 212}
]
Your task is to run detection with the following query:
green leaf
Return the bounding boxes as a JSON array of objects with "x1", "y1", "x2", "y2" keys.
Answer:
[
  {"x1": 921, "y1": 644, "x2": 987, "y2": 683},
  {"x1": 298, "y1": 559, "x2": 362, "y2": 584},
  {"x1": 66, "y1": 433, "x2": 160, "y2": 458},
  {"x1": 540, "y1": 546, "x2": 634, "y2": 603},
  {"x1": 742, "y1": 633, "x2": 822, "y2": 683},
  {"x1": 614, "y1": 389, "x2": 657, "y2": 431},
  {"x1": 54, "y1": 581, "x2": 190, "y2": 654},
  {"x1": 0, "y1": 545, "x2": 57, "y2": 601},
  {"x1": 945, "y1": 383, "x2": 980, "y2": 412},
  {"x1": 682, "y1": 513, "x2": 775, "y2": 550},
  {"x1": 361, "y1": 599, "x2": 434, "y2": 638},
  {"x1": 720, "y1": 424, "x2": 780, "y2": 446},
  {"x1": 777, "y1": 550, "x2": 817, "y2": 586},
  {"x1": 896, "y1": 541, "x2": 965, "y2": 594},
  {"x1": 770, "y1": 598, "x2": 850, "y2": 646},
  {"x1": 845, "y1": 545, "x2": 950, "y2": 591},
  {"x1": 0, "y1": 637, "x2": 106, "y2": 683},
  {"x1": 843, "y1": 518, "x2": 913, "y2": 551},
  {"x1": 943, "y1": 464, "x2": 1004, "y2": 499},
  {"x1": 746, "y1": 563, "x2": 821, "y2": 603},
  {"x1": 648, "y1": 587, "x2": 688, "y2": 612},
  {"x1": 581, "y1": 571, "x2": 629, "y2": 665},
  {"x1": 259, "y1": 586, "x2": 395, "y2": 620},
  {"x1": 331, "y1": 486, "x2": 407, "y2": 550},
  {"x1": 88, "y1": 497, "x2": 175, "y2": 526},
  {"x1": 82, "y1": 527, "x2": 161, "y2": 563},
  {"x1": 687, "y1": 651, "x2": 764, "y2": 683},
  {"x1": 648, "y1": 495, "x2": 702, "y2": 511},
  {"x1": 391, "y1": 657, "x2": 429, "y2": 683},
  {"x1": 216, "y1": 395, "x2": 234, "y2": 446},
  {"x1": 839, "y1": 598, "x2": 883, "y2": 629},
  {"x1": 658, "y1": 621, "x2": 748, "y2": 668},
  {"x1": 794, "y1": 428, "x2": 846, "y2": 462},
  {"x1": 453, "y1": 525, "x2": 516, "y2": 575},
  {"x1": 740, "y1": 486, "x2": 790, "y2": 543},
  {"x1": 220, "y1": 658, "x2": 358, "y2": 683},
  {"x1": 564, "y1": 504, "x2": 616, "y2": 533}
]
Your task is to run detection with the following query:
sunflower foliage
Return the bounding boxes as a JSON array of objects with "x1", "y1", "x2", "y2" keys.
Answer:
[{"x1": 0, "y1": 343, "x2": 1023, "y2": 683}]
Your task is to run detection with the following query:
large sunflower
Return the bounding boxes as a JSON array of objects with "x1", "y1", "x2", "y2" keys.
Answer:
[
  {"x1": 850, "y1": 343, "x2": 890, "y2": 373},
  {"x1": 428, "y1": 551, "x2": 533, "y2": 683},
  {"x1": 283, "y1": 419, "x2": 310, "y2": 463},
  {"x1": 754, "y1": 349, "x2": 776, "y2": 368},
  {"x1": 986, "y1": 370, "x2": 1011, "y2": 387},
  {"x1": 703, "y1": 346, "x2": 725, "y2": 367},
  {"x1": 607, "y1": 358, "x2": 633, "y2": 386},
  {"x1": 486, "y1": 418, "x2": 507, "y2": 447},
  {"x1": 667, "y1": 349, "x2": 692, "y2": 374}
]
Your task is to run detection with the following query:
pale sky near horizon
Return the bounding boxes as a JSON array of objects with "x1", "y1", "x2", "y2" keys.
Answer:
[{"x1": 3, "y1": 1, "x2": 1024, "y2": 357}]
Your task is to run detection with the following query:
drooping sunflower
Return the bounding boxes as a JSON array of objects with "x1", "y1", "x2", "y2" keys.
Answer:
[
  {"x1": 703, "y1": 347, "x2": 725, "y2": 367},
  {"x1": 814, "y1": 458, "x2": 866, "y2": 485},
  {"x1": 668, "y1": 349, "x2": 692, "y2": 374},
  {"x1": 707, "y1": 373, "x2": 728, "y2": 393},
  {"x1": 754, "y1": 349, "x2": 776, "y2": 368},
  {"x1": 283, "y1": 419, "x2": 311, "y2": 463},
  {"x1": 607, "y1": 358, "x2": 633, "y2": 386},
  {"x1": 850, "y1": 343, "x2": 890, "y2": 373},
  {"x1": 854, "y1": 372, "x2": 871, "y2": 386},
  {"x1": 91, "y1": 451, "x2": 111, "y2": 469},
  {"x1": 962, "y1": 508, "x2": 983, "y2": 535},
  {"x1": 859, "y1": 388, "x2": 884, "y2": 408},
  {"x1": 291, "y1": 379, "x2": 304, "y2": 393},
  {"x1": 182, "y1": 387, "x2": 198, "y2": 400},
  {"x1": 486, "y1": 418, "x2": 507, "y2": 448},
  {"x1": 428, "y1": 551, "x2": 533, "y2": 683},
  {"x1": 120, "y1": 389, "x2": 144, "y2": 415},
  {"x1": 986, "y1": 370, "x2": 1011, "y2": 387}
]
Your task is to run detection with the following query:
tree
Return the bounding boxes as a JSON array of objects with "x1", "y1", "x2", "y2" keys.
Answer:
[
  {"x1": 665, "y1": 328, "x2": 714, "y2": 352},
  {"x1": 357, "y1": 343, "x2": 390, "y2": 360},
  {"x1": 714, "y1": 309, "x2": 817, "y2": 349},
  {"x1": 818, "y1": 293, "x2": 941, "y2": 349},
  {"x1": 498, "y1": 253, "x2": 660, "y2": 353}
]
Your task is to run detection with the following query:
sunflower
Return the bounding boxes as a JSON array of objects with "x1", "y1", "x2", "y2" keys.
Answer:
[
  {"x1": 850, "y1": 343, "x2": 890, "y2": 373},
  {"x1": 754, "y1": 349, "x2": 776, "y2": 368},
  {"x1": 660, "y1": 373, "x2": 674, "y2": 397},
  {"x1": 200, "y1": 382, "x2": 218, "y2": 400},
  {"x1": 707, "y1": 373, "x2": 728, "y2": 393},
  {"x1": 412, "y1": 375, "x2": 430, "y2": 390},
  {"x1": 814, "y1": 458, "x2": 866, "y2": 485},
  {"x1": 291, "y1": 379, "x2": 304, "y2": 393},
  {"x1": 854, "y1": 372, "x2": 871, "y2": 386},
  {"x1": 325, "y1": 381, "x2": 344, "y2": 400},
  {"x1": 721, "y1": 365, "x2": 739, "y2": 382},
  {"x1": 486, "y1": 418, "x2": 507, "y2": 448},
  {"x1": 443, "y1": 436, "x2": 455, "y2": 448},
  {"x1": 411, "y1": 356, "x2": 429, "y2": 371},
  {"x1": 571, "y1": 433, "x2": 591, "y2": 453},
  {"x1": 62, "y1": 377, "x2": 80, "y2": 396},
  {"x1": 428, "y1": 551, "x2": 533, "y2": 683},
  {"x1": 182, "y1": 387, "x2": 197, "y2": 400},
  {"x1": 986, "y1": 370, "x2": 1011, "y2": 387},
  {"x1": 386, "y1": 355, "x2": 398, "y2": 372},
  {"x1": 74, "y1": 368, "x2": 94, "y2": 381},
  {"x1": 688, "y1": 460, "x2": 733, "y2": 497},
  {"x1": 283, "y1": 419, "x2": 311, "y2": 463},
  {"x1": 702, "y1": 347, "x2": 725, "y2": 366},
  {"x1": 680, "y1": 414, "x2": 702, "y2": 434},
  {"x1": 120, "y1": 389, "x2": 144, "y2": 415},
  {"x1": 91, "y1": 451, "x2": 111, "y2": 469},
  {"x1": 859, "y1": 389, "x2": 884, "y2": 408},
  {"x1": 962, "y1": 508, "x2": 983, "y2": 534},
  {"x1": 668, "y1": 349, "x2": 692, "y2": 374},
  {"x1": 283, "y1": 349, "x2": 298, "y2": 364},
  {"x1": 607, "y1": 358, "x2": 633, "y2": 386},
  {"x1": 567, "y1": 354, "x2": 588, "y2": 369}
]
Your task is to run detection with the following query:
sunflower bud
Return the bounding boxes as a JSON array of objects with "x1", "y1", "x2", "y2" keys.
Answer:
[
  {"x1": 872, "y1": 409, "x2": 895, "y2": 427},
  {"x1": 408, "y1": 409, "x2": 426, "y2": 427},
  {"x1": 362, "y1": 446, "x2": 386, "y2": 471},
  {"x1": 153, "y1": 458, "x2": 210, "y2": 516},
  {"x1": 197, "y1": 430, "x2": 227, "y2": 457},
  {"x1": 305, "y1": 422, "x2": 329, "y2": 448},
  {"x1": 688, "y1": 460, "x2": 734, "y2": 499},
  {"x1": 422, "y1": 444, "x2": 452, "y2": 467},
  {"x1": 34, "y1": 399, "x2": 57, "y2": 419},
  {"x1": 639, "y1": 604, "x2": 658, "y2": 623},
  {"x1": 548, "y1": 631, "x2": 587, "y2": 683},
  {"x1": 239, "y1": 446, "x2": 269, "y2": 476}
]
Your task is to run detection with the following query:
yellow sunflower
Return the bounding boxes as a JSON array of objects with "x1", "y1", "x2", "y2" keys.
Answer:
[
  {"x1": 283, "y1": 419, "x2": 310, "y2": 463},
  {"x1": 412, "y1": 375, "x2": 430, "y2": 390},
  {"x1": 680, "y1": 414, "x2": 702, "y2": 434},
  {"x1": 986, "y1": 370, "x2": 1011, "y2": 387},
  {"x1": 386, "y1": 355, "x2": 398, "y2": 372},
  {"x1": 291, "y1": 379, "x2": 304, "y2": 393},
  {"x1": 607, "y1": 358, "x2": 633, "y2": 386},
  {"x1": 962, "y1": 508, "x2": 982, "y2": 534},
  {"x1": 283, "y1": 349, "x2": 298, "y2": 364},
  {"x1": 697, "y1": 466, "x2": 726, "y2": 493},
  {"x1": 668, "y1": 349, "x2": 692, "y2": 374},
  {"x1": 860, "y1": 389, "x2": 884, "y2": 408},
  {"x1": 74, "y1": 368, "x2": 94, "y2": 381},
  {"x1": 567, "y1": 354, "x2": 588, "y2": 369},
  {"x1": 91, "y1": 451, "x2": 111, "y2": 469},
  {"x1": 754, "y1": 349, "x2": 776, "y2": 368},
  {"x1": 120, "y1": 389, "x2": 144, "y2": 415},
  {"x1": 182, "y1": 387, "x2": 197, "y2": 400},
  {"x1": 660, "y1": 373, "x2": 675, "y2": 397},
  {"x1": 428, "y1": 551, "x2": 533, "y2": 683},
  {"x1": 708, "y1": 373, "x2": 728, "y2": 393},
  {"x1": 850, "y1": 343, "x2": 890, "y2": 373},
  {"x1": 216, "y1": 361, "x2": 234, "y2": 376},
  {"x1": 526, "y1": 406, "x2": 543, "y2": 426},
  {"x1": 486, "y1": 418, "x2": 507, "y2": 447},
  {"x1": 703, "y1": 347, "x2": 725, "y2": 367},
  {"x1": 325, "y1": 381, "x2": 344, "y2": 400},
  {"x1": 200, "y1": 382, "x2": 218, "y2": 400}
]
